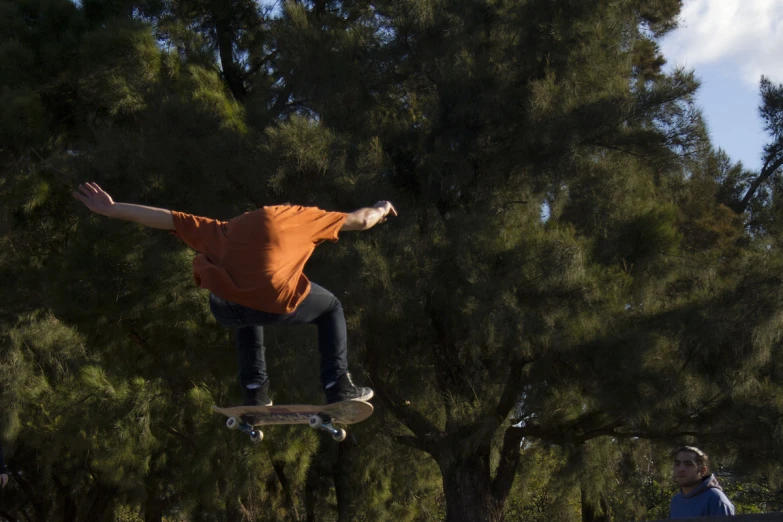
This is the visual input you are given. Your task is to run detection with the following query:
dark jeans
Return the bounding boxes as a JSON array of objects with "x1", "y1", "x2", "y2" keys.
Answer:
[{"x1": 208, "y1": 282, "x2": 349, "y2": 390}]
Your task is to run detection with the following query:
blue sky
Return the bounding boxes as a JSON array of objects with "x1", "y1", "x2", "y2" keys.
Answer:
[{"x1": 660, "y1": 0, "x2": 783, "y2": 171}]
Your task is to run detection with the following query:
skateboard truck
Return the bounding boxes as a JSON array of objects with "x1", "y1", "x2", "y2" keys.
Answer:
[
  {"x1": 225, "y1": 416, "x2": 264, "y2": 443},
  {"x1": 308, "y1": 414, "x2": 347, "y2": 442}
]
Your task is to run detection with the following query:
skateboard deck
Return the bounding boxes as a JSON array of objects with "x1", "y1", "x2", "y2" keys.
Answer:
[{"x1": 213, "y1": 399, "x2": 373, "y2": 443}]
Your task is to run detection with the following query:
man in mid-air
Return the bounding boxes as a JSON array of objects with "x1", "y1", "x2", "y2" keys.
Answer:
[{"x1": 74, "y1": 182, "x2": 397, "y2": 409}]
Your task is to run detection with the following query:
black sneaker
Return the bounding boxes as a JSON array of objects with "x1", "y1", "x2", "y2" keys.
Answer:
[
  {"x1": 324, "y1": 373, "x2": 374, "y2": 404},
  {"x1": 241, "y1": 381, "x2": 272, "y2": 424},
  {"x1": 243, "y1": 380, "x2": 273, "y2": 407}
]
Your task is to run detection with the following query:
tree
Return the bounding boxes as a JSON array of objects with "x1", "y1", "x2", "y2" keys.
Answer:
[
  {"x1": 733, "y1": 76, "x2": 783, "y2": 213},
  {"x1": 311, "y1": 0, "x2": 720, "y2": 520}
]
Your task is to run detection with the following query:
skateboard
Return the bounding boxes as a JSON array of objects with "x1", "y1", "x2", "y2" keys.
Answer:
[{"x1": 212, "y1": 399, "x2": 374, "y2": 443}]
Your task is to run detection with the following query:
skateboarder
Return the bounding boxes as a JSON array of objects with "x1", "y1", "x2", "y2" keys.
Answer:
[{"x1": 74, "y1": 182, "x2": 396, "y2": 409}]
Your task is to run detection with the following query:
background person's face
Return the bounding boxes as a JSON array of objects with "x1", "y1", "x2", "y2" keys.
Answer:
[{"x1": 673, "y1": 451, "x2": 706, "y2": 488}]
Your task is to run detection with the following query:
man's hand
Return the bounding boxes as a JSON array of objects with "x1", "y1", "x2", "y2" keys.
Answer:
[
  {"x1": 72, "y1": 183, "x2": 175, "y2": 230},
  {"x1": 342, "y1": 201, "x2": 398, "y2": 231},
  {"x1": 1, "y1": 473, "x2": 8, "y2": 488},
  {"x1": 73, "y1": 182, "x2": 116, "y2": 217},
  {"x1": 373, "y1": 201, "x2": 398, "y2": 223}
]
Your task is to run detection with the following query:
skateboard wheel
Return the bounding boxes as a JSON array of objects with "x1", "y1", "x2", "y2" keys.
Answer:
[
  {"x1": 332, "y1": 429, "x2": 347, "y2": 442},
  {"x1": 309, "y1": 415, "x2": 323, "y2": 429},
  {"x1": 250, "y1": 430, "x2": 263, "y2": 443},
  {"x1": 226, "y1": 417, "x2": 239, "y2": 430}
]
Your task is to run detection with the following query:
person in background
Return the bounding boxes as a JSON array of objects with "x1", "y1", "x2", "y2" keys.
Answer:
[{"x1": 670, "y1": 446, "x2": 735, "y2": 518}]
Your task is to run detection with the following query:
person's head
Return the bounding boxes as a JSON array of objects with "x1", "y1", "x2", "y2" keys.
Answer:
[{"x1": 673, "y1": 446, "x2": 709, "y2": 489}]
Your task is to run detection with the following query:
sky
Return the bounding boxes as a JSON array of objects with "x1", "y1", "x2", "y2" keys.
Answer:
[{"x1": 659, "y1": 0, "x2": 783, "y2": 171}]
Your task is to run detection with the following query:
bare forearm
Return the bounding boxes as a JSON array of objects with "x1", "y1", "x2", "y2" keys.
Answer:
[
  {"x1": 342, "y1": 207, "x2": 387, "y2": 231},
  {"x1": 106, "y1": 203, "x2": 175, "y2": 230}
]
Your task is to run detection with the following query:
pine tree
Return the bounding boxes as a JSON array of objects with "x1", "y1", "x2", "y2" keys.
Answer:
[{"x1": 733, "y1": 76, "x2": 783, "y2": 214}]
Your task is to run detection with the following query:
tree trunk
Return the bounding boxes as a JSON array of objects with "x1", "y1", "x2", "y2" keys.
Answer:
[
  {"x1": 12, "y1": 470, "x2": 48, "y2": 522},
  {"x1": 83, "y1": 484, "x2": 116, "y2": 522},
  {"x1": 54, "y1": 477, "x2": 77, "y2": 522},
  {"x1": 581, "y1": 487, "x2": 611, "y2": 522},
  {"x1": 59, "y1": 489, "x2": 77, "y2": 522},
  {"x1": 334, "y1": 438, "x2": 355, "y2": 522},
  {"x1": 225, "y1": 500, "x2": 243, "y2": 522},
  {"x1": 272, "y1": 460, "x2": 300, "y2": 521},
  {"x1": 304, "y1": 442, "x2": 331, "y2": 522},
  {"x1": 438, "y1": 451, "x2": 505, "y2": 522},
  {"x1": 212, "y1": 2, "x2": 247, "y2": 102},
  {"x1": 305, "y1": 469, "x2": 317, "y2": 522},
  {"x1": 61, "y1": 494, "x2": 77, "y2": 522},
  {"x1": 144, "y1": 501, "x2": 163, "y2": 522},
  {"x1": 143, "y1": 490, "x2": 168, "y2": 522}
]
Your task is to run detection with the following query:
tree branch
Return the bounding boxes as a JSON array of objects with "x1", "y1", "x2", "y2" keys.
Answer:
[
  {"x1": 270, "y1": 80, "x2": 295, "y2": 120},
  {"x1": 735, "y1": 152, "x2": 783, "y2": 213},
  {"x1": 610, "y1": 429, "x2": 701, "y2": 440},
  {"x1": 494, "y1": 357, "x2": 535, "y2": 423},
  {"x1": 248, "y1": 49, "x2": 279, "y2": 76},
  {"x1": 10, "y1": 470, "x2": 46, "y2": 522},
  {"x1": 212, "y1": 5, "x2": 247, "y2": 102},
  {"x1": 391, "y1": 435, "x2": 427, "y2": 451},
  {"x1": 270, "y1": 458, "x2": 300, "y2": 522},
  {"x1": 53, "y1": 475, "x2": 77, "y2": 522},
  {"x1": 491, "y1": 425, "x2": 526, "y2": 503},
  {"x1": 427, "y1": 305, "x2": 472, "y2": 429},
  {"x1": 366, "y1": 371, "x2": 442, "y2": 453},
  {"x1": 165, "y1": 425, "x2": 196, "y2": 448},
  {"x1": 515, "y1": 422, "x2": 702, "y2": 445},
  {"x1": 0, "y1": 509, "x2": 19, "y2": 522},
  {"x1": 591, "y1": 141, "x2": 654, "y2": 163}
]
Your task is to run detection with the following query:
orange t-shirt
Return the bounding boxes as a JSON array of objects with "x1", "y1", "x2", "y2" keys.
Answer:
[{"x1": 172, "y1": 205, "x2": 347, "y2": 314}]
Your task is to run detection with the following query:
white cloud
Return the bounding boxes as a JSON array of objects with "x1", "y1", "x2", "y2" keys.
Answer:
[{"x1": 660, "y1": 0, "x2": 783, "y2": 85}]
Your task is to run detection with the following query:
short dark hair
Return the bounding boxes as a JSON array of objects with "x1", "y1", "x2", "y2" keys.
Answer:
[{"x1": 674, "y1": 446, "x2": 709, "y2": 469}]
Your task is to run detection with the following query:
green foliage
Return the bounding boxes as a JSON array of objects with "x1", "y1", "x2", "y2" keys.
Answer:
[{"x1": 79, "y1": 20, "x2": 162, "y2": 118}]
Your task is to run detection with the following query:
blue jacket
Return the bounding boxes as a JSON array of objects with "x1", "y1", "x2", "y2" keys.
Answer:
[{"x1": 670, "y1": 474, "x2": 735, "y2": 518}]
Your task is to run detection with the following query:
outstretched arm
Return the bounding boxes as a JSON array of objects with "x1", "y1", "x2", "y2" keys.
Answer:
[
  {"x1": 73, "y1": 182, "x2": 175, "y2": 230},
  {"x1": 341, "y1": 201, "x2": 398, "y2": 231}
]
